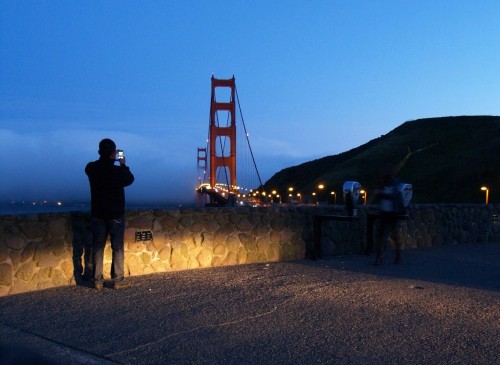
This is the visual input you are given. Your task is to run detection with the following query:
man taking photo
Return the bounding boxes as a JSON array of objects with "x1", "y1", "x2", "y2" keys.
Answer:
[{"x1": 85, "y1": 138, "x2": 135, "y2": 289}]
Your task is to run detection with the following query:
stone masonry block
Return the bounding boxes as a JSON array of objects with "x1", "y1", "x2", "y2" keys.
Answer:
[
  {"x1": 48, "y1": 219, "x2": 67, "y2": 238},
  {"x1": 152, "y1": 232, "x2": 167, "y2": 251},
  {"x1": 20, "y1": 223, "x2": 45, "y2": 239},
  {"x1": 237, "y1": 218, "x2": 254, "y2": 232},
  {"x1": 197, "y1": 247, "x2": 213, "y2": 268},
  {"x1": 5, "y1": 235, "x2": 26, "y2": 250},
  {"x1": 229, "y1": 213, "x2": 241, "y2": 225},
  {"x1": 213, "y1": 243, "x2": 227, "y2": 256},
  {"x1": 204, "y1": 219, "x2": 219, "y2": 232},
  {"x1": 129, "y1": 216, "x2": 153, "y2": 230},
  {"x1": 252, "y1": 225, "x2": 269, "y2": 237},
  {"x1": 179, "y1": 216, "x2": 193, "y2": 228},
  {"x1": 270, "y1": 230, "x2": 281, "y2": 244},
  {"x1": 21, "y1": 242, "x2": 36, "y2": 263},
  {"x1": 160, "y1": 215, "x2": 178, "y2": 231},
  {"x1": 237, "y1": 233, "x2": 253, "y2": 246},
  {"x1": 0, "y1": 249, "x2": 8, "y2": 263},
  {"x1": 237, "y1": 247, "x2": 247, "y2": 264},
  {"x1": 0, "y1": 263, "x2": 13, "y2": 286},
  {"x1": 124, "y1": 228, "x2": 136, "y2": 243},
  {"x1": 170, "y1": 251, "x2": 187, "y2": 270},
  {"x1": 15, "y1": 261, "x2": 35, "y2": 281},
  {"x1": 37, "y1": 254, "x2": 62, "y2": 268},
  {"x1": 224, "y1": 251, "x2": 238, "y2": 266},
  {"x1": 270, "y1": 216, "x2": 285, "y2": 231},
  {"x1": 158, "y1": 245, "x2": 172, "y2": 261},
  {"x1": 226, "y1": 236, "x2": 240, "y2": 253}
]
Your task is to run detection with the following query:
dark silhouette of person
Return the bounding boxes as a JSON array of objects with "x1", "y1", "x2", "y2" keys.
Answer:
[
  {"x1": 71, "y1": 212, "x2": 93, "y2": 285},
  {"x1": 85, "y1": 138, "x2": 134, "y2": 289},
  {"x1": 345, "y1": 191, "x2": 354, "y2": 216},
  {"x1": 374, "y1": 166, "x2": 402, "y2": 265}
]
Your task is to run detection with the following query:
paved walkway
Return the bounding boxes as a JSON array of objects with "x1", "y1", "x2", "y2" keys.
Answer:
[{"x1": 1, "y1": 243, "x2": 499, "y2": 365}]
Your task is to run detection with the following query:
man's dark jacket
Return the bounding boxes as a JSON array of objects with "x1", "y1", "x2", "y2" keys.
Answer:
[{"x1": 85, "y1": 157, "x2": 135, "y2": 219}]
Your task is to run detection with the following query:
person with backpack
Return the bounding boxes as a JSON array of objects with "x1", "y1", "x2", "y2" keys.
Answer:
[{"x1": 374, "y1": 166, "x2": 403, "y2": 265}]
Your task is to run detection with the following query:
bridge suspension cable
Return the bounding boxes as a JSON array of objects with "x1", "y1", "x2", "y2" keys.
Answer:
[{"x1": 235, "y1": 85, "x2": 263, "y2": 188}]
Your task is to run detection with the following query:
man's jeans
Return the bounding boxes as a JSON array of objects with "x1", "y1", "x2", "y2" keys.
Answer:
[{"x1": 91, "y1": 217, "x2": 125, "y2": 284}]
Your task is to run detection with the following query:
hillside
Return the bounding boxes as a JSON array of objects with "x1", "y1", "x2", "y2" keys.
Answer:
[{"x1": 262, "y1": 116, "x2": 500, "y2": 204}]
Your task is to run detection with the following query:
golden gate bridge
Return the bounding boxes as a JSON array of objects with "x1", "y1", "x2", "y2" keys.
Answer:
[
  {"x1": 196, "y1": 75, "x2": 264, "y2": 207},
  {"x1": 195, "y1": 75, "x2": 414, "y2": 210}
]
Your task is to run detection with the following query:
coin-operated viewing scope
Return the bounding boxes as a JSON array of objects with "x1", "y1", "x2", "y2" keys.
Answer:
[
  {"x1": 343, "y1": 181, "x2": 361, "y2": 216},
  {"x1": 398, "y1": 183, "x2": 413, "y2": 210}
]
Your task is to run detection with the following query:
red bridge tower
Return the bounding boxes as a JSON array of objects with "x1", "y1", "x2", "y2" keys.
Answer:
[{"x1": 209, "y1": 75, "x2": 237, "y2": 193}]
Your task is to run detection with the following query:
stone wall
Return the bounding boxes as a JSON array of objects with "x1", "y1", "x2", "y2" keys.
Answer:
[
  {"x1": 1, "y1": 204, "x2": 499, "y2": 296},
  {"x1": 317, "y1": 204, "x2": 500, "y2": 256},
  {"x1": 0, "y1": 207, "x2": 308, "y2": 296}
]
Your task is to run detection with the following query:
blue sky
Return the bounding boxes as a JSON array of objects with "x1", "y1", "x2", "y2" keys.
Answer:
[{"x1": 1, "y1": 1, "x2": 500, "y2": 203}]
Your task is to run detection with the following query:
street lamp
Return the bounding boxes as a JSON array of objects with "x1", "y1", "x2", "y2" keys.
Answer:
[
  {"x1": 317, "y1": 184, "x2": 325, "y2": 205},
  {"x1": 288, "y1": 187, "x2": 294, "y2": 203},
  {"x1": 330, "y1": 191, "x2": 336, "y2": 205},
  {"x1": 481, "y1": 186, "x2": 489, "y2": 205},
  {"x1": 360, "y1": 190, "x2": 367, "y2": 205}
]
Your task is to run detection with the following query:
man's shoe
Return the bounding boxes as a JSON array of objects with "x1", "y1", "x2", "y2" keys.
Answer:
[
  {"x1": 82, "y1": 274, "x2": 93, "y2": 282},
  {"x1": 111, "y1": 280, "x2": 130, "y2": 289},
  {"x1": 93, "y1": 281, "x2": 103, "y2": 290}
]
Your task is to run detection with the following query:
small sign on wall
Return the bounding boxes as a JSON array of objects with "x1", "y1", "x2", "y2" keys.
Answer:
[{"x1": 135, "y1": 231, "x2": 153, "y2": 241}]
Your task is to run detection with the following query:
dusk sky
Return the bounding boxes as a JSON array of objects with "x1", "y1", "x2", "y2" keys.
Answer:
[{"x1": 2, "y1": 1, "x2": 500, "y2": 204}]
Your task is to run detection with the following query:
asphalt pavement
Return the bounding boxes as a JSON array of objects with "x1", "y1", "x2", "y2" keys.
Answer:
[{"x1": 1, "y1": 243, "x2": 499, "y2": 365}]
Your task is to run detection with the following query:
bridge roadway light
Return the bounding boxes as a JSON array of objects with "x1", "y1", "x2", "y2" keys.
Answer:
[
  {"x1": 360, "y1": 190, "x2": 367, "y2": 205},
  {"x1": 270, "y1": 190, "x2": 278, "y2": 204},
  {"x1": 481, "y1": 186, "x2": 489, "y2": 205},
  {"x1": 317, "y1": 184, "x2": 325, "y2": 204},
  {"x1": 330, "y1": 191, "x2": 336, "y2": 205}
]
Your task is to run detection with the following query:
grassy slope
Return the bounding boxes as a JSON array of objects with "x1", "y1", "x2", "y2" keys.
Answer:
[{"x1": 263, "y1": 116, "x2": 500, "y2": 203}]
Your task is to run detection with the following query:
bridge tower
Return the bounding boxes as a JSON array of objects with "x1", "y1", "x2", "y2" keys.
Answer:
[
  {"x1": 197, "y1": 147, "x2": 207, "y2": 170},
  {"x1": 209, "y1": 75, "x2": 237, "y2": 194}
]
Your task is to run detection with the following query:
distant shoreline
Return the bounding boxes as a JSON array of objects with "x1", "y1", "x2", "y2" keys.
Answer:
[{"x1": 0, "y1": 201, "x2": 195, "y2": 216}]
